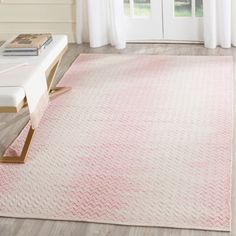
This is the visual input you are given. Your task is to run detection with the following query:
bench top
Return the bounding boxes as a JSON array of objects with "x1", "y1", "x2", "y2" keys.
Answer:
[{"x1": 0, "y1": 35, "x2": 68, "y2": 107}]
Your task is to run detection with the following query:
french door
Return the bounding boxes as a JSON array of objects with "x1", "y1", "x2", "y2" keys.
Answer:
[
  {"x1": 125, "y1": 0, "x2": 204, "y2": 42},
  {"x1": 124, "y1": 0, "x2": 163, "y2": 40}
]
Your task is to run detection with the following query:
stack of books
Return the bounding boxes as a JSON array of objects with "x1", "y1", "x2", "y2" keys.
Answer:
[{"x1": 3, "y1": 33, "x2": 53, "y2": 56}]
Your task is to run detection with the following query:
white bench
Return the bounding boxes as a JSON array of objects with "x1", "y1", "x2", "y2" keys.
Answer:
[{"x1": 0, "y1": 35, "x2": 70, "y2": 163}]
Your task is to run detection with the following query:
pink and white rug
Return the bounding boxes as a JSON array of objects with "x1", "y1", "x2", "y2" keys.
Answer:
[{"x1": 1, "y1": 54, "x2": 233, "y2": 231}]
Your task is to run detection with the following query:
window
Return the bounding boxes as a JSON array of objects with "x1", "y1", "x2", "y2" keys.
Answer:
[{"x1": 174, "y1": 0, "x2": 203, "y2": 17}]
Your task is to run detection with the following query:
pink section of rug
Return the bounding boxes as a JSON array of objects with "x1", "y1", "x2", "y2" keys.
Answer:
[{"x1": 1, "y1": 54, "x2": 233, "y2": 231}]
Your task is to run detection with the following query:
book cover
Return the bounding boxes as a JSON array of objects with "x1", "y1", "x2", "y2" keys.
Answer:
[
  {"x1": 3, "y1": 37, "x2": 53, "y2": 56},
  {"x1": 5, "y1": 34, "x2": 52, "y2": 50}
]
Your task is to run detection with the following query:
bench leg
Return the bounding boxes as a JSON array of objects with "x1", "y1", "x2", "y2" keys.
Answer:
[
  {"x1": 0, "y1": 126, "x2": 35, "y2": 164},
  {"x1": 0, "y1": 88, "x2": 71, "y2": 164},
  {"x1": 49, "y1": 86, "x2": 72, "y2": 99},
  {"x1": 47, "y1": 54, "x2": 72, "y2": 100},
  {"x1": 0, "y1": 48, "x2": 71, "y2": 164}
]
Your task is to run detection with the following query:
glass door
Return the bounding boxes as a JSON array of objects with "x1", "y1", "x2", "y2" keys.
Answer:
[
  {"x1": 124, "y1": 0, "x2": 163, "y2": 41},
  {"x1": 163, "y1": 0, "x2": 203, "y2": 41},
  {"x1": 124, "y1": 0, "x2": 204, "y2": 42}
]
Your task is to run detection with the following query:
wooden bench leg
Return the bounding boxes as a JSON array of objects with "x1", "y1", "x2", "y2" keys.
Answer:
[
  {"x1": 0, "y1": 47, "x2": 70, "y2": 164},
  {"x1": 49, "y1": 86, "x2": 72, "y2": 99},
  {"x1": 0, "y1": 127, "x2": 35, "y2": 164},
  {"x1": 0, "y1": 87, "x2": 71, "y2": 164},
  {"x1": 47, "y1": 54, "x2": 72, "y2": 100}
]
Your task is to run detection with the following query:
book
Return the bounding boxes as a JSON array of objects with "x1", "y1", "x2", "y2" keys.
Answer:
[
  {"x1": 5, "y1": 33, "x2": 52, "y2": 50},
  {"x1": 3, "y1": 36, "x2": 53, "y2": 56}
]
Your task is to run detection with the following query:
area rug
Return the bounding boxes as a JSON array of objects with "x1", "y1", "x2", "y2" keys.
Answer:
[{"x1": 1, "y1": 54, "x2": 233, "y2": 231}]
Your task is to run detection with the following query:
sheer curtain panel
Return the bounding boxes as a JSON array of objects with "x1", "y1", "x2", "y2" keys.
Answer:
[
  {"x1": 203, "y1": 0, "x2": 236, "y2": 48},
  {"x1": 76, "y1": 0, "x2": 126, "y2": 49}
]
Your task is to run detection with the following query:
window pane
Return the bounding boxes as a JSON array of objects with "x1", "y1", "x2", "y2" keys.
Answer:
[
  {"x1": 175, "y1": 0, "x2": 192, "y2": 17},
  {"x1": 124, "y1": 0, "x2": 130, "y2": 16},
  {"x1": 195, "y1": 0, "x2": 203, "y2": 17},
  {"x1": 134, "y1": 0, "x2": 151, "y2": 17}
]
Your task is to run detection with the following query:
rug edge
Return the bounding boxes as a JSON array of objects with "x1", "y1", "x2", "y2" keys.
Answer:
[{"x1": 0, "y1": 213, "x2": 231, "y2": 232}]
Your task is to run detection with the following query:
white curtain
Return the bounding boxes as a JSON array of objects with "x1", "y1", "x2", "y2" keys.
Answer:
[
  {"x1": 76, "y1": 0, "x2": 126, "y2": 49},
  {"x1": 203, "y1": 0, "x2": 236, "y2": 48}
]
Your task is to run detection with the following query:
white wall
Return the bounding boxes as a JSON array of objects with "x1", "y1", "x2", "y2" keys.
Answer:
[{"x1": 0, "y1": 0, "x2": 76, "y2": 42}]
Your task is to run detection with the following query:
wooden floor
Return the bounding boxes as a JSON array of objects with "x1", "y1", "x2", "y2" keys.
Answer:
[{"x1": 0, "y1": 43, "x2": 235, "y2": 236}]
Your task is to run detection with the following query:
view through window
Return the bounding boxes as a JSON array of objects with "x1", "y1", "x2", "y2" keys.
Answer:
[
  {"x1": 124, "y1": 0, "x2": 151, "y2": 17},
  {"x1": 175, "y1": 0, "x2": 203, "y2": 17}
]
